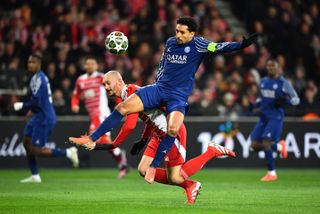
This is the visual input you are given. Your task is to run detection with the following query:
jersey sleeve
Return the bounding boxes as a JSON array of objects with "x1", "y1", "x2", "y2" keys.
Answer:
[
  {"x1": 282, "y1": 79, "x2": 300, "y2": 106},
  {"x1": 23, "y1": 75, "x2": 42, "y2": 112},
  {"x1": 112, "y1": 113, "x2": 140, "y2": 147},
  {"x1": 112, "y1": 84, "x2": 140, "y2": 147},
  {"x1": 208, "y1": 41, "x2": 242, "y2": 53},
  {"x1": 195, "y1": 37, "x2": 242, "y2": 53},
  {"x1": 140, "y1": 123, "x2": 153, "y2": 141},
  {"x1": 155, "y1": 51, "x2": 166, "y2": 82},
  {"x1": 71, "y1": 78, "x2": 81, "y2": 107}
]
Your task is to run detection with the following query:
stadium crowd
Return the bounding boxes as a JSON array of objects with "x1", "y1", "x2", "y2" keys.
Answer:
[{"x1": 0, "y1": 0, "x2": 319, "y2": 118}]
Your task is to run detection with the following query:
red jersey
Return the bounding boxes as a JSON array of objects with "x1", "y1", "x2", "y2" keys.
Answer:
[
  {"x1": 112, "y1": 84, "x2": 168, "y2": 147},
  {"x1": 71, "y1": 71, "x2": 111, "y2": 119}
]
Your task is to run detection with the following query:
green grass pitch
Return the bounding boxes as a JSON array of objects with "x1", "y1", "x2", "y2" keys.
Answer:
[{"x1": 0, "y1": 169, "x2": 319, "y2": 214}]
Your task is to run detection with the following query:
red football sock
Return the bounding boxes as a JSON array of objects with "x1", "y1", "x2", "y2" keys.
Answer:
[
  {"x1": 154, "y1": 168, "x2": 168, "y2": 184},
  {"x1": 181, "y1": 149, "x2": 215, "y2": 179},
  {"x1": 177, "y1": 179, "x2": 194, "y2": 189},
  {"x1": 154, "y1": 168, "x2": 193, "y2": 189}
]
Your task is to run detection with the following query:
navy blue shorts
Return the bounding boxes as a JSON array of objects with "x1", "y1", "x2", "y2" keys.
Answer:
[
  {"x1": 135, "y1": 84, "x2": 189, "y2": 115},
  {"x1": 24, "y1": 119, "x2": 55, "y2": 147},
  {"x1": 251, "y1": 116, "x2": 283, "y2": 143}
]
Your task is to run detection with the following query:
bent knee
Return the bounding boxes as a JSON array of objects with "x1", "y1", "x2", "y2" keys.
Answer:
[
  {"x1": 116, "y1": 103, "x2": 130, "y2": 115},
  {"x1": 167, "y1": 175, "x2": 184, "y2": 185},
  {"x1": 137, "y1": 165, "x2": 147, "y2": 177},
  {"x1": 167, "y1": 126, "x2": 179, "y2": 137}
]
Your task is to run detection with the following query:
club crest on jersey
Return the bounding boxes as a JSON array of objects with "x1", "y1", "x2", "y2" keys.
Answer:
[
  {"x1": 273, "y1": 84, "x2": 278, "y2": 90},
  {"x1": 184, "y1": 46, "x2": 190, "y2": 53},
  {"x1": 166, "y1": 54, "x2": 187, "y2": 64}
]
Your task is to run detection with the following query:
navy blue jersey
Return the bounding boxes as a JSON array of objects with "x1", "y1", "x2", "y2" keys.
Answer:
[
  {"x1": 254, "y1": 76, "x2": 300, "y2": 118},
  {"x1": 23, "y1": 70, "x2": 56, "y2": 125},
  {"x1": 156, "y1": 36, "x2": 241, "y2": 98}
]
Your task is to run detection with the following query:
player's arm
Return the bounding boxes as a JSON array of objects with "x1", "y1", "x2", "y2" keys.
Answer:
[
  {"x1": 71, "y1": 79, "x2": 81, "y2": 113},
  {"x1": 14, "y1": 76, "x2": 42, "y2": 112},
  {"x1": 281, "y1": 79, "x2": 300, "y2": 106},
  {"x1": 252, "y1": 97, "x2": 262, "y2": 109},
  {"x1": 112, "y1": 113, "x2": 140, "y2": 147},
  {"x1": 207, "y1": 34, "x2": 258, "y2": 53}
]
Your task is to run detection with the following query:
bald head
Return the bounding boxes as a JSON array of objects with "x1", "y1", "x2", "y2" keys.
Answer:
[{"x1": 103, "y1": 70, "x2": 125, "y2": 97}]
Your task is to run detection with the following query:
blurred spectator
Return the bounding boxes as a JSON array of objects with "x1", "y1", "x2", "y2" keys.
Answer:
[
  {"x1": 197, "y1": 88, "x2": 219, "y2": 116},
  {"x1": 217, "y1": 92, "x2": 242, "y2": 120},
  {"x1": 0, "y1": 0, "x2": 319, "y2": 117}
]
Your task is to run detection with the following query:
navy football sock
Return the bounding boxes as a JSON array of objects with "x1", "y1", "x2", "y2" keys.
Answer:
[
  {"x1": 151, "y1": 135, "x2": 176, "y2": 168},
  {"x1": 271, "y1": 143, "x2": 277, "y2": 151},
  {"x1": 90, "y1": 109, "x2": 123, "y2": 141},
  {"x1": 28, "y1": 157, "x2": 39, "y2": 175},
  {"x1": 265, "y1": 150, "x2": 275, "y2": 171},
  {"x1": 52, "y1": 148, "x2": 67, "y2": 157}
]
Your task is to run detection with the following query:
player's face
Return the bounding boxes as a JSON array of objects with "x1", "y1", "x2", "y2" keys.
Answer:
[
  {"x1": 103, "y1": 75, "x2": 118, "y2": 97},
  {"x1": 176, "y1": 24, "x2": 195, "y2": 44},
  {"x1": 84, "y1": 59, "x2": 98, "y2": 75},
  {"x1": 27, "y1": 56, "x2": 40, "y2": 73},
  {"x1": 266, "y1": 60, "x2": 279, "y2": 78}
]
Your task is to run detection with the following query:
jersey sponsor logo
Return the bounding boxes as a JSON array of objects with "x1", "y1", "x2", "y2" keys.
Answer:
[
  {"x1": 167, "y1": 47, "x2": 172, "y2": 52},
  {"x1": 197, "y1": 131, "x2": 320, "y2": 159},
  {"x1": 166, "y1": 54, "x2": 187, "y2": 64},
  {"x1": 184, "y1": 46, "x2": 190, "y2": 53},
  {"x1": 261, "y1": 89, "x2": 275, "y2": 98}
]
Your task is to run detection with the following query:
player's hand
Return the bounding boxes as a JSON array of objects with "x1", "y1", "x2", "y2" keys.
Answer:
[
  {"x1": 290, "y1": 97, "x2": 300, "y2": 106},
  {"x1": 72, "y1": 105, "x2": 80, "y2": 113},
  {"x1": 13, "y1": 102, "x2": 23, "y2": 111},
  {"x1": 130, "y1": 140, "x2": 147, "y2": 156},
  {"x1": 240, "y1": 33, "x2": 258, "y2": 49}
]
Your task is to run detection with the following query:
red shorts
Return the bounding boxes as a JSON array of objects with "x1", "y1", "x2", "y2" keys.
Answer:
[{"x1": 143, "y1": 123, "x2": 187, "y2": 168}]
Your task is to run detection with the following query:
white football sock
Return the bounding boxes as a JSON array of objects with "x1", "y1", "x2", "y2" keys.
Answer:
[
  {"x1": 66, "y1": 148, "x2": 72, "y2": 158},
  {"x1": 268, "y1": 170, "x2": 277, "y2": 176},
  {"x1": 32, "y1": 174, "x2": 41, "y2": 180}
]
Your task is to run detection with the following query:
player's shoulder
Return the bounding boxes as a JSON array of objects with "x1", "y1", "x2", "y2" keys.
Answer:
[
  {"x1": 37, "y1": 70, "x2": 48, "y2": 82},
  {"x1": 194, "y1": 36, "x2": 211, "y2": 52},
  {"x1": 194, "y1": 36, "x2": 210, "y2": 42},
  {"x1": 261, "y1": 76, "x2": 268, "y2": 82},
  {"x1": 278, "y1": 76, "x2": 287, "y2": 82},
  {"x1": 77, "y1": 73, "x2": 88, "y2": 81},
  {"x1": 93, "y1": 71, "x2": 104, "y2": 77},
  {"x1": 127, "y1": 84, "x2": 140, "y2": 93},
  {"x1": 166, "y1": 37, "x2": 176, "y2": 45},
  {"x1": 194, "y1": 36, "x2": 211, "y2": 45}
]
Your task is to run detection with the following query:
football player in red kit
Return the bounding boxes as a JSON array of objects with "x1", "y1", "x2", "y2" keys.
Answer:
[
  {"x1": 70, "y1": 70, "x2": 236, "y2": 204},
  {"x1": 71, "y1": 57, "x2": 128, "y2": 178}
]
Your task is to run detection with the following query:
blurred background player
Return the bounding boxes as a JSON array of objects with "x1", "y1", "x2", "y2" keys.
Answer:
[
  {"x1": 71, "y1": 56, "x2": 128, "y2": 178},
  {"x1": 13, "y1": 54, "x2": 79, "y2": 183},
  {"x1": 69, "y1": 17, "x2": 257, "y2": 183},
  {"x1": 71, "y1": 71, "x2": 236, "y2": 204},
  {"x1": 250, "y1": 58, "x2": 300, "y2": 181}
]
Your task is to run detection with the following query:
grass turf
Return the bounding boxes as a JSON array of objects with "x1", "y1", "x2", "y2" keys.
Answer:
[{"x1": 0, "y1": 169, "x2": 319, "y2": 214}]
